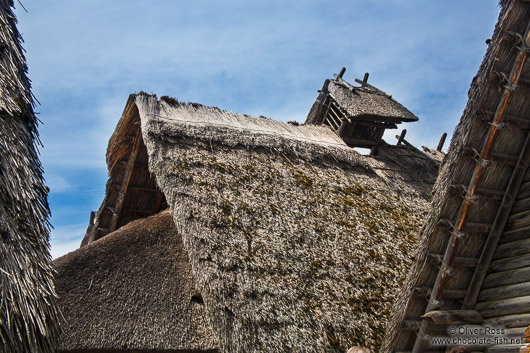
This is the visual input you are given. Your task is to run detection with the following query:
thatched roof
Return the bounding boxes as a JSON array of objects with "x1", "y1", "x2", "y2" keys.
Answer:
[
  {"x1": 0, "y1": 1, "x2": 60, "y2": 352},
  {"x1": 54, "y1": 210, "x2": 218, "y2": 352},
  {"x1": 383, "y1": 1, "x2": 530, "y2": 352},
  {"x1": 306, "y1": 78, "x2": 418, "y2": 126},
  {"x1": 77, "y1": 92, "x2": 439, "y2": 352}
]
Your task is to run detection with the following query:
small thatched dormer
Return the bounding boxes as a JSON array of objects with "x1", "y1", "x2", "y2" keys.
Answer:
[{"x1": 306, "y1": 69, "x2": 418, "y2": 153}]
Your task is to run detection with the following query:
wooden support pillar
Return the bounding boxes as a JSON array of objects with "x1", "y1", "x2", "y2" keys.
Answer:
[
  {"x1": 108, "y1": 128, "x2": 142, "y2": 233},
  {"x1": 437, "y1": 132, "x2": 447, "y2": 151}
]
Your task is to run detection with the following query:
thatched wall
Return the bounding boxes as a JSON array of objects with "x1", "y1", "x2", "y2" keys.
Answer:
[
  {"x1": 382, "y1": 1, "x2": 530, "y2": 352},
  {"x1": 0, "y1": 1, "x2": 60, "y2": 352},
  {"x1": 54, "y1": 210, "x2": 218, "y2": 352},
  {"x1": 108, "y1": 93, "x2": 439, "y2": 352}
]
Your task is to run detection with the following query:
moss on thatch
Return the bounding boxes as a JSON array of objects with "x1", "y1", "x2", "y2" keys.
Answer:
[
  {"x1": 0, "y1": 1, "x2": 60, "y2": 352},
  {"x1": 120, "y1": 94, "x2": 438, "y2": 352}
]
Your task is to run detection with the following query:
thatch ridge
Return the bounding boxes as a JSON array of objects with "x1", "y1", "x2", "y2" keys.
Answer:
[
  {"x1": 129, "y1": 93, "x2": 437, "y2": 352},
  {"x1": 0, "y1": 1, "x2": 60, "y2": 352},
  {"x1": 55, "y1": 210, "x2": 218, "y2": 352}
]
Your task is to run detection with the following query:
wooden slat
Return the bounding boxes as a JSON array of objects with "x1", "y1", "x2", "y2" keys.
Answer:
[
  {"x1": 493, "y1": 238, "x2": 530, "y2": 260},
  {"x1": 462, "y1": 222, "x2": 492, "y2": 233},
  {"x1": 483, "y1": 267, "x2": 530, "y2": 289},
  {"x1": 475, "y1": 295, "x2": 530, "y2": 318},
  {"x1": 500, "y1": 225, "x2": 530, "y2": 244},
  {"x1": 478, "y1": 281, "x2": 530, "y2": 302},
  {"x1": 510, "y1": 195, "x2": 530, "y2": 214},
  {"x1": 108, "y1": 129, "x2": 143, "y2": 233},
  {"x1": 483, "y1": 313, "x2": 530, "y2": 328},
  {"x1": 506, "y1": 210, "x2": 530, "y2": 231},
  {"x1": 490, "y1": 253, "x2": 530, "y2": 273}
]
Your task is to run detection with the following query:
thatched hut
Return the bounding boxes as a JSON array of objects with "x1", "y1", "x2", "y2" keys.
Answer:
[
  {"x1": 54, "y1": 210, "x2": 218, "y2": 352},
  {"x1": 0, "y1": 1, "x2": 61, "y2": 352},
  {"x1": 382, "y1": 1, "x2": 530, "y2": 352},
  {"x1": 65, "y1": 91, "x2": 439, "y2": 352},
  {"x1": 305, "y1": 71, "x2": 418, "y2": 154}
]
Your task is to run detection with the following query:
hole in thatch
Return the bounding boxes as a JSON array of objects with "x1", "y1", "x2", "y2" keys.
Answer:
[{"x1": 191, "y1": 293, "x2": 204, "y2": 305}]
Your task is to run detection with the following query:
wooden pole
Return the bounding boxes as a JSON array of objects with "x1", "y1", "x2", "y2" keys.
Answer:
[
  {"x1": 437, "y1": 132, "x2": 447, "y2": 151},
  {"x1": 397, "y1": 129, "x2": 407, "y2": 145},
  {"x1": 337, "y1": 67, "x2": 346, "y2": 79}
]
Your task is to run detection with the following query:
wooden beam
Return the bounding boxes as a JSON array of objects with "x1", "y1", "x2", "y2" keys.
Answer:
[
  {"x1": 475, "y1": 295, "x2": 530, "y2": 318},
  {"x1": 479, "y1": 281, "x2": 530, "y2": 302},
  {"x1": 437, "y1": 132, "x2": 447, "y2": 151},
  {"x1": 421, "y1": 310, "x2": 482, "y2": 324},
  {"x1": 108, "y1": 128, "x2": 143, "y2": 233},
  {"x1": 483, "y1": 266, "x2": 530, "y2": 289}
]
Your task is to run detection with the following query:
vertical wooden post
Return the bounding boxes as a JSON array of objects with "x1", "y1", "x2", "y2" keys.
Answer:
[
  {"x1": 362, "y1": 72, "x2": 369, "y2": 85},
  {"x1": 437, "y1": 132, "x2": 448, "y2": 151},
  {"x1": 109, "y1": 128, "x2": 142, "y2": 233},
  {"x1": 337, "y1": 67, "x2": 346, "y2": 79}
]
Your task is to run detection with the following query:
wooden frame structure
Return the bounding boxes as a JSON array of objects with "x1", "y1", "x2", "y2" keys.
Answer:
[
  {"x1": 83, "y1": 98, "x2": 167, "y2": 245},
  {"x1": 382, "y1": 2, "x2": 530, "y2": 352},
  {"x1": 305, "y1": 70, "x2": 418, "y2": 154}
]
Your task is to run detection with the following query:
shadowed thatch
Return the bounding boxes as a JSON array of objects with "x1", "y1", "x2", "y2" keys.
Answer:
[
  {"x1": 54, "y1": 210, "x2": 218, "y2": 352},
  {"x1": 383, "y1": 1, "x2": 530, "y2": 352},
  {"x1": 78, "y1": 92, "x2": 439, "y2": 352},
  {"x1": 0, "y1": 1, "x2": 60, "y2": 352}
]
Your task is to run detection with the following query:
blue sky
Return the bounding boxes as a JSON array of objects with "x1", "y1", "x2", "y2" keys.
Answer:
[{"x1": 15, "y1": 1, "x2": 500, "y2": 258}]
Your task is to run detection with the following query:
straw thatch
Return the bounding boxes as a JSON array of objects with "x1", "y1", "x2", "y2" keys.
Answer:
[
  {"x1": 383, "y1": 1, "x2": 530, "y2": 352},
  {"x1": 306, "y1": 79, "x2": 418, "y2": 126},
  {"x1": 54, "y1": 210, "x2": 218, "y2": 352},
  {"x1": 0, "y1": 1, "x2": 60, "y2": 352},
  {"x1": 76, "y1": 92, "x2": 438, "y2": 353}
]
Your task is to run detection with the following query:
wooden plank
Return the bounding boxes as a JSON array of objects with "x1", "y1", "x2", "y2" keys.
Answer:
[
  {"x1": 108, "y1": 128, "x2": 143, "y2": 233},
  {"x1": 478, "y1": 281, "x2": 530, "y2": 302},
  {"x1": 483, "y1": 313, "x2": 530, "y2": 328},
  {"x1": 490, "y1": 253, "x2": 530, "y2": 273},
  {"x1": 483, "y1": 267, "x2": 530, "y2": 289},
  {"x1": 493, "y1": 238, "x2": 530, "y2": 260},
  {"x1": 510, "y1": 195, "x2": 530, "y2": 214},
  {"x1": 475, "y1": 295, "x2": 530, "y2": 318},
  {"x1": 421, "y1": 310, "x2": 482, "y2": 324},
  {"x1": 506, "y1": 211, "x2": 530, "y2": 231},
  {"x1": 500, "y1": 225, "x2": 530, "y2": 244},
  {"x1": 465, "y1": 130, "x2": 530, "y2": 308}
]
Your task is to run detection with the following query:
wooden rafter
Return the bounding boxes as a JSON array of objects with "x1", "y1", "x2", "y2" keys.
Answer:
[{"x1": 108, "y1": 128, "x2": 142, "y2": 233}]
